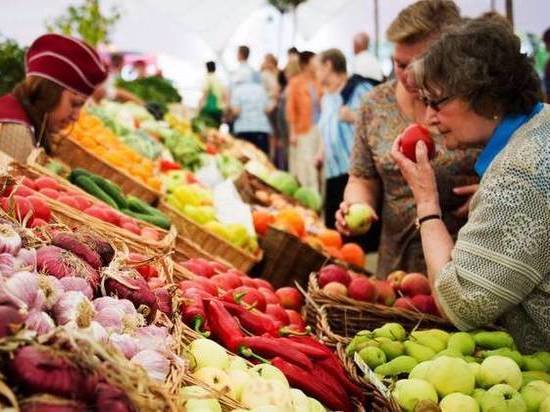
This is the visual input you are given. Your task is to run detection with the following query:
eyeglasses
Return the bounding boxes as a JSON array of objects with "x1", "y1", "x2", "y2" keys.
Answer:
[{"x1": 420, "y1": 95, "x2": 454, "y2": 111}]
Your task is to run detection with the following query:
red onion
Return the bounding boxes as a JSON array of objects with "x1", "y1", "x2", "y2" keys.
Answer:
[
  {"x1": 131, "y1": 350, "x2": 170, "y2": 382},
  {"x1": 52, "y1": 232, "x2": 102, "y2": 270},
  {"x1": 95, "y1": 382, "x2": 135, "y2": 412},
  {"x1": 153, "y1": 287, "x2": 172, "y2": 315},
  {"x1": 25, "y1": 310, "x2": 55, "y2": 335},
  {"x1": 20, "y1": 395, "x2": 87, "y2": 412}
]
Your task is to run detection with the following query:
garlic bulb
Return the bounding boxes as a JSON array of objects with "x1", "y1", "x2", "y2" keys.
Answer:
[
  {"x1": 64, "y1": 320, "x2": 108, "y2": 343},
  {"x1": 38, "y1": 275, "x2": 64, "y2": 309},
  {"x1": 14, "y1": 248, "x2": 36, "y2": 271},
  {"x1": 109, "y1": 333, "x2": 140, "y2": 359},
  {"x1": 0, "y1": 224, "x2": 21, "y2": 255},
  {"x1": 135, "y1": 325, "x2": 172, "y2": 353},
  {"x1": 131, "y1": 350, "x2": 170, "y2": 382},
  {"x1": 0, "y1": 271, "x2": 45, "y2": 311},
  {"x1": 25, "y1": 310, "x2": 55, "y2": 335},
  {"x1": 94, "y1": 306, "x2": 141, "y2": 334},
  {"x1": 52, "y1": 291, "x2": 95, "y2": 328},
  {"x1": 59, "y1": 277, "x2": 93, "y2": 300}
]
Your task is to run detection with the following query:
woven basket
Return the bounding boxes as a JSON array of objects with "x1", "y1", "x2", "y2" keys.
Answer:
[
  {"x1": 8, "y1": 163, "x2": 176, "y2": 256},
  {"x1": 158, "y1": 201, "x2": 262, "y2": 273},
  {"x1": 234, "y1": 170, "x2": 301, "y2": 208},
  {"x1": 171, "y1": 235, "x2": 234, "y2": 269},
  {"x1": 256, "y1": 226, "x2": 328, "y2": 288},
  {"x1": 305, "y1": 273, "x2": 455, "y2": 346},
  {"x1": 335, "y1": 345, "x2": 400, "y2": 412},
  {"x1": 51, "y1": 136, "x2": 160, "y2": 204}
]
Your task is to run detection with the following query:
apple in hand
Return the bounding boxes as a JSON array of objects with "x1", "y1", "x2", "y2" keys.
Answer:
[
  {"x1": 400, "y1": 123, "x2": 435, "y2": 162},
  {"x1": 344, "y1": 203, "x2": 375, "y2": 235}
]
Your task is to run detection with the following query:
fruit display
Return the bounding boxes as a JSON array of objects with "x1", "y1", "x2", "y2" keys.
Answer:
[
  {"x1": 67, "y1": 111, "x2": 162, "y2": 191},
  {"x1": 347, "y1": 322, "x2": 550, "y2": 412},
  {"x1": 69, "y1": 167, "x2": 171, "y2": 230}
]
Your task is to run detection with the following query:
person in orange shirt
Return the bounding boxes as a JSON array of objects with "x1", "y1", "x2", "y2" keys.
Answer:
[{"x1": 286, "y1": 51, "x2": 322, "y2": 191}]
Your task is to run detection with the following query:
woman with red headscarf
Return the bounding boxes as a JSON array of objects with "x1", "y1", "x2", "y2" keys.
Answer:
[{"x1": 0, "y1": 33, "x2": 107, "y2": 164}]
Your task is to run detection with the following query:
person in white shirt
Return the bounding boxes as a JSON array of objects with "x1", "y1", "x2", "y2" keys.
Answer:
[{"x1": 352, "y1": 32, "x2": 384, "y2": 85}]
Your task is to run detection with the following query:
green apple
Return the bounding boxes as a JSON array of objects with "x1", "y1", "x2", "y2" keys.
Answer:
[
  {"x1": 541, "y1": 397, "x2": 550, "y2": 412},
  {"x1": 480, "y1": 384, "x2": 526, "y2": 412},
  {"x1": 190, "y1": 338, "x2": 229, "y2": 370},
  {"x1": 522, "y1": 371, "x2": 550, "y2": 386},
  {"x1": 227, "y1": 356, "x2": 249, "y2": 372},
  {"x1": 290, "y1": 389, "x2": 309, "y2": 411},
  {"x1": 308, "y1": 397, "x2": 327, "y2": 412},
  {"x1": 392, "y1": 379, "x2": 438, "y2": 412},
  {"x1": 345, "y1": 203, "x2": 375, "y2": 235},
  {"x1": 249, "y1": 406, "x2": 282, "y2": 412},
  {"x1": 241, "y1": 377, "x2": 293, "y2": 410},
  {"x1": 440, "y1": 393, "x2": 479, "y2": 412},
  {"x1": 520, "y1": 380, "x2": 550, "y2": 412},
  {"x1": 193, "y1": 367, "x2": 231, "y2": 394},
  {"x1": 409, "y1": 361, "x2": 433, "y2": 381},
  {"x1": 359, "y1": 346, "x2": 387, "y2": 369},
  {"x1": 472, "y1": 388, "x2": 487, "y2": 405},
  {"x1": 427, "y1": 356, "x2": 475, "y2": 397},
  {"x1": 186, "y1": 398, "x2": 222, "y2": 412},
  {"x1": 479, "y1": 355, "x2": 523, "y2": 390},
  {"x1": 228, "y1": 369, "x2": 252, "y2": 401},
  {"x1": 249, "y1": 364, "x2": 289, "y2": 388},
  {"x1": 468, "y1": 362, "x2": 482, "y2": 387}
]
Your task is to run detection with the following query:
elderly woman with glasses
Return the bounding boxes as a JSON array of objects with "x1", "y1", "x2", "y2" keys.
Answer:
[
  {"x1": 336, "y1": 0, "x2": 480, "y2": 278},
  {"x1": 392, "y1": 18, "x2": 549, "y2": 352}
]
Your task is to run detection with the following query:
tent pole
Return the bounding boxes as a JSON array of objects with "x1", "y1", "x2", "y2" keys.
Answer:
[
  {"x1": 505, "y1": 0, "x2": 514, "y2": 28},
  {"x1": 374, "y1": 0, "x2": 379, "y2": 57}
]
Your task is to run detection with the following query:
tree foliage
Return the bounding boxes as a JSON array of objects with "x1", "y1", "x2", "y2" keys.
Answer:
[{"x1": 0, "y1": 36, "x2": 26, "y2": 95}]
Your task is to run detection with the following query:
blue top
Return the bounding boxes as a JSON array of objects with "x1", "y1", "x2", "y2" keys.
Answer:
[
  {"x1": 318, "y1": 81, "x2": 372, "y2": 178},
  {"x1": 231, "y1": 82, "x2": 272, "y2": 134},
  {"x1": 475, "y1": 102, "x2": 544, "y2": 177}
]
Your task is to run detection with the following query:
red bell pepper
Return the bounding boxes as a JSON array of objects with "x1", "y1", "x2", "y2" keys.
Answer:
[
  {"x1": 160, "y1": 159, "x2": 182, "y2": 172},
  {"x1": 221, "y1": 301, "x2": 281, "y2": 337},
  {"x1": 236, "y1": 336, "x2": 313, "y2": 370},
  {"x1": 271, "y1": 357, "x2": 352, "y2": 412},
  {"x1": 205, "y1": 299, "x2": 244, "y2": 352}
]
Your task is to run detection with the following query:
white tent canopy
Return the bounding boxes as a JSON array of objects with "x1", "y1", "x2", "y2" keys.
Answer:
[{"x1": 2, "y1": 0, "x2": 547, "y2": 104}]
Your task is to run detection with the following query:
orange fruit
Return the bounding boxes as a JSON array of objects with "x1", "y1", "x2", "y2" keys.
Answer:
[
  {"x1": 324, "y1": 246, "x2": 343, "y2": 260},
  {"x1": 253, "y1": 210, "x2": 275, "y2": 236},
  {"x1": 318, "y1": 229, "x2": 343, "y2": 249},
  {"x1": 275, "y1": 208, "x2": 305, "y2": 238},
  {"x1": 341, "y1": 243, "x2": 365, "y2": 267}
]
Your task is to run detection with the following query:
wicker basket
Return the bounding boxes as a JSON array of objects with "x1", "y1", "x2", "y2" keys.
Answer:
[
  {"x1": 255, "y1": 226, "x2": 329, "y2": 288},
  {"x1": 158, "y1": 201, "x2": 262, "y2": 273},
  {"x1": 51, "y1": 136, "x2": 160, "y2": 204},
  {"x1": 8, "y1": 163, "x2": 176, "y2": 256},
  {"x1": 305, "y1": 273, "x2": 455, "y2": 346},
  {"x1": 234, "y1": 170, "x2": 301, "y2": 207},
  {"x1": 171, "y1": 235, "x2": 234, "y2": 269}
]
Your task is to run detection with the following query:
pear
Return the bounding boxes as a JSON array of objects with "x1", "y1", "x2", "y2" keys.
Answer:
[
  {"x1": 468, "y1": 362, "x2": 482, "y2": 386},
  {"x1": 472, "y1": 388, "x2": 487, "y2": 404},
  {"x1": 480, "y1": 384, "x2": 527, "y2": 412},
  {"x1": 373, "y1": 323, "x2": 407, "y2": 341},
  {"x1": 346, "y1": 333, "x2": 374, "y2": 355},
  {"x1": 520, "y1": 380, "x2": 550, "y2": 412},
  {"x1": 439, "y1": 393, "x2": 480, "y2": 412},
  {"x1": 359, "y1": 346, "x2": 387, "y2": 369},
  {"x1": 433, "y1": 349, "x2": 464, "y2": 359},
  {"x1": 392, "y1": 379, "x2": 438, "y2": 412},
  {"x1": 479, "y1": 355, "x2": 523, "y2": 390},
  {"x1": 409, "y1": 361, "x2": 433, "y2": 381},
  {"x1": 379, "y1": 340, "x2": 406, "y2": 360},
  {"x1": 427, "y1": 356, "x2": 475, "y2": 397},
  {"x1": 522, "y1": 371, "x2": 550, "y2": 386},
  {"x1": 474, "y1": 331, "x2": 515, "y2": 350},
  {"x1": 465, "y1": 356, "x2": 480, "y2": 363},
  {"x1": 447, "y1": 332, "x2": 476, "y2": 356},
  {"x1": 423, "y1": 329, "x2": 451, "y2": 345},
  {"x1": 540, "y1": 396, "x2": 550, "y2": 412},
  {"x1": 523, "y1": 355, "x2": 547, "y2": 372},
  {"x1": 404, "y1": 340, "x2": 436, "y2": 362},
  {"x1": 481, "y1": 348, "x2": 525, "y2": 369},
  {"x1": 374, "y1": 355, "x2": 418, "y2": 377},
  {"x1": 410, "y1": 330, "x2": 447, "y2": 352},
  {"x1": 535, "y1": 352, "x2": 550, "y2": 370}
]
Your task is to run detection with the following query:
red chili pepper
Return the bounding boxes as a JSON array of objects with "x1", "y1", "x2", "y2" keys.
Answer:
[
  {"x1": 277, "y1": 337, "x2": 330, "y2": 359},
  {"x1": 271, "y1": 357, "x2": 352, "y2": 412},
  {"x1": 237, "y1": 336, "x2": 313, "y2": 370},
  {"x1": 180, "y1": 288, "x2": 210, "y2": 335},
  {"x1": 160, "y1": 159, "x2": 181, "y2": 172},
  {"x1": 206, "y1": 299, "x2": 244, "y2": 352},
  {"x1": 221, "y1": 301, "x2": 281, "y2": 337},
  {"x1": 317, "y1": 356, "x2": 365, "y2": 402},
  {"x1": 311, "y1": 363, "x2": 353, "y2": 410}
]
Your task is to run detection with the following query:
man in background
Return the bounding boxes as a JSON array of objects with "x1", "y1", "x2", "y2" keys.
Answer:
[{"x1": 352, "y1": 32, "x2": 384, "y2": 86}]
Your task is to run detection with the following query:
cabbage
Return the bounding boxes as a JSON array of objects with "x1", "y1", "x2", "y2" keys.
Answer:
[
  {"x1": 293, "y1": 187, "x2": 322, "y2": 211},
  {"x1": 266, "y1": 171, "x2": 299, "y2": 196}
]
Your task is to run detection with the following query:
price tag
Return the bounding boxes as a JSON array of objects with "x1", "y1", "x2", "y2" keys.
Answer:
[{"x1": 353, "y1": 352, "x2": 392, "y2": 399}]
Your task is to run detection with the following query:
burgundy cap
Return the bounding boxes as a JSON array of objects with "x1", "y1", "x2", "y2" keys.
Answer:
[{"x1": 26, "y1": 33, "x2": 108, "y2": 96}]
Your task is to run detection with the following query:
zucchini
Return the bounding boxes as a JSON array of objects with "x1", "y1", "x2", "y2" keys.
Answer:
[
  {"x1": 121, "y1": 209, "x2": 171, "y2": 230},
  {"x1": 127, "y1": 196, "x2": 164, "y2": 217},
  {"x1": 69, "y1": 167, "x2": 93, "y2": 184},
  {"x1": 74, "y1": 175, "x2": 119, "y2": 209},
  {"x1": 90, "y1": 175, "x2": 128, "y2": 209}
]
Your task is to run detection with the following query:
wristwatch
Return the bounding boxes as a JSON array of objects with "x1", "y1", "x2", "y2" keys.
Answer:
[{"x1": 415, "y1": 214, "x2": 442, "y2": 230}]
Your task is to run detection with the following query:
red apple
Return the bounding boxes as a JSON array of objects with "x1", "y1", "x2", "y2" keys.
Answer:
[
  {"x1": 318, "y1": 264, "x2": 351, "y2": 288},
  {"x1": 373, "y1": 280, "x2": 396, "y2": 306},
  {"x1": 211, "y1": 273, "x2": 243, "y2": 292},
  {"x1": 412, "y1": 294, "x2": 438, "y2": 315},
  {"x1": 400, "y1": 273, "x2": 431, "y2": 297},
  {"x1": 38, "y1": 188, "x2": 60, "y2": 199},
  {"x1": 399, "y1": 123, "x2": 435, "y2": 162},
  {"x1": 241, "y1": 277, "x2": 258, "y2": 288},
  {"x1": 209, "y1": 261, "x2": 229, "y2": 274},
  {"x1": 224, "y1": 286, "x2": 266, "y2": 311},
  {"x1": 258, "y1": 287, "x2": 280, "y2": 305},
  {"x1": 285, "y1": 309, "x2": 306, "y2": 332},
  {"x1": 225, "y1": 268, "x2": 247, "y2": 277},
  {"x1": 21, "y1": 177, "x2": 36, "y2": 190},
  {"x1": 393, "y1": 296, "x2": 416, "y2": 311},
  {"x1": 266, "y1": 304, "x2": 290, "y2": 325},
  {"x1": 275, "y1": 287, "x2": 304, "y2": 311},
  {"x1": 252, "y1": 278, "x2": 274, "y2": 291},
  {"x1": 13, "y1": 185, "x2": 35, "y2": 197},
  {"x1": 387, "y1": 270, "x2": 407, "y2": 291},
  {"x1": 183, "y1": 258, "x2": 215, "y2": 278},
  {"x1": 34, "y1": 176, "x2": 60, "y2": 191},
  {"x1": 347, "y1": 277, "x2": 376, "y2": 302},
  {"x1": 322, "y1": 282, "x2": 348, "y2": 297}
]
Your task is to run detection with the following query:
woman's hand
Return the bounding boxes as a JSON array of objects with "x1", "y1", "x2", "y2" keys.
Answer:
[
  {"x1": 335, "y1": 201, "x2": 378, "y2": 236},
  {"x1": 391, "y1": 135, "x2": 441, "y2": 217}
]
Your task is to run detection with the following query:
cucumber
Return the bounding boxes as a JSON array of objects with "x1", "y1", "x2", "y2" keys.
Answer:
[
  {"x1": 127, "y1": 196, "x2": 164, "y2": 217},
  {"x1": 121, "y1": 209, "x2": 171, "y2": 230},
  {"x1": 90, "y1": 175, "x2": 128, "y2": 209},
  {"x1": 74, "y1": 175, "x2": 119, "y2": 209},
  {"x1": 69, "y1": 167, "x2": 93, "y2": 184}
]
